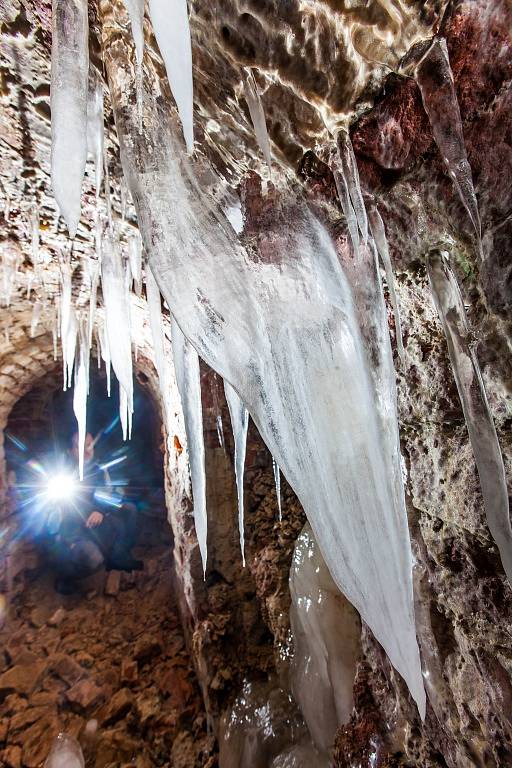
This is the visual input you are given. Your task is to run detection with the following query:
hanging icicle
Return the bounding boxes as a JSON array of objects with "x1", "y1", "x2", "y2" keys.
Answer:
[
  {"x1": 336, "y1": 129, "x2": 368, "y2": 246},
  {"x1": 147, "y1": 0, "x2": 194, "y2": 152},
  {"x1": 368, "y1": 204, "x2": 405, "y2": 362},
  {"x1": 60, "y1": 263, "x2": 72, "y2": 389},
  {"x1": 413, "y1": 37, "x2": 481, "y2": 255},
  {"x1": 272, "y1": 457, "x2": 282, "y2": 522},
  {"x1": 171, "y1": 316, "x2": 207, "y2": 574},
  {"x1": 30, "y1": 300, "x2": 43, "y2": 338},
  {"x1": 243, "y1": 69, "x2": 272, "y2": 174},
  {"x1": 106, "y1": 37, "x2": 426, "y2": 717},
  {"x1": 122, "y1": 0, "x2": 144, "y2": 130},
  {"x1": 224, "y1": 381, "x2": 249, "y2": 564},
  {"x1": 73, "y1": 318, "x2": 89, "y2": 480},
  {"x1": 328, "y1": 145, "x2": 360, "y2": 259},
  {"x1": 128, "y1": 232, "x2": 142, "y2": 296},
  {"x1": 427, "y1": 249, "x2": 512, "y2": 582},
  {"x1": 50, "y1": 0, "x2": 89, "y2": 236},
  {"x1": 99, "y1": 324, "x2": 111, "y2": 395},
  {"x1": 146, "y1": 267, "x2": 168, "y2": 404},
  {"x1": 87, "y1": 69, "x2": 105, "y2": 197},
  {"x1": 101, "y1": 234, "x2": 133, "y2": 438},
  {"x1": 64, "y1": 307, "x2": 78, "y2": 391}
]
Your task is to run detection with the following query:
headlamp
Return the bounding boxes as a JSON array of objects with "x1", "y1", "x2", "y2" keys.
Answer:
[{"x1": 46, "y1": 472, "x2": 76, "y2": 502}]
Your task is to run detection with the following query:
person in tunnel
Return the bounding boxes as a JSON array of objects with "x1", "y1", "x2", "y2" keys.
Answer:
[{"x1": 48, "y1": 432, "x2": 143, "y2": 595}]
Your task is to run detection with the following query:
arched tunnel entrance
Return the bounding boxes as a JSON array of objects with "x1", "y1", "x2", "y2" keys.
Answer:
[{"x1": 0, "y1": 365, "x2": 212, "y2": 767}]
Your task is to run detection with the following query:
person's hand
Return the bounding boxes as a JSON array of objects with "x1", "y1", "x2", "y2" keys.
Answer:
[{"x1": 86, "y1": 511, "x2": 104, "y2": 528}]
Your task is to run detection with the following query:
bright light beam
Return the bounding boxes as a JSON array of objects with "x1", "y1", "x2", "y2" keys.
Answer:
[{"x1": 46, "y1": 473, "x2": 76, "y2": 502}]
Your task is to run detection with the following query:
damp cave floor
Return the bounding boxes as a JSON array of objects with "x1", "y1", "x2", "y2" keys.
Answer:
[{"x1": 0, "y1": 540, "x2": 215, "y2": 768}]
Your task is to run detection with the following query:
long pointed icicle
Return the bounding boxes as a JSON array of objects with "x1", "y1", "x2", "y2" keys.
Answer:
[
  {"x1": 368, "y1": 204, "x2": 405, "y2": 362},
  {"x1": 73, "y1": 320, "x2": 88, "y2": 480},
  {"x1": 337, "y1": 129, "x2": 368, "y2": 246},
  {"x1": 329, "y1": 145, "x2": 360, "y2": 259},
  {"x1": 243, "y1": 69, "x2": 272, "y2": 174},
  {"x1": 87, "y1": 70, "x2": 104, "y2": 198},
  {"x1": 104, "y1": 39, "x2": 425, "y2": 716},
  {"x1": 427, "y1": 249, "x2": 512, "y2": 582},
  {"x1": 148, "y1": 0, "x2": 194, "y2": 152},
  {"x1": 51, "y1": 0, "x2": 89, "y2": 236},
  {"x1": 99, "y1": 324, "x2": 112, "y2": 397},
  {"x1": 224, "y1": 381, "x2": 249, "y2": 565},
  {"x1": 146, "y1": 267, "x2": 168, "y2": 412},
  {"x1": 101, "y1": 234, "x2": 133, "y2": 439},
  {"x1": 128, "y1": 232, "x2": 142, "y2": 296},
  {"x1": 171, "y1": 316, "x2": 207, "y2": 574},
  {"x1": 64, "y1": 307, "x2": 78, "y2": 391},
  {"x1": 272, "y1": 457, "x2": 282, "y2": 522},
  {"x1": 414, "y1": 37, "x2": 481, "y2": 253},
  {"x1": 123, "y1": 0, "x2": 144, "y2": 128}
]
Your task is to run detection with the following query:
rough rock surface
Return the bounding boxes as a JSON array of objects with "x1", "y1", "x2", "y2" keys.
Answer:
[
  {"x1": 0, "y1": 546, "x2": 214, "y2": 767},
  {"x1": 0, "y1": 0, "x2": 511, "y2": 767}
]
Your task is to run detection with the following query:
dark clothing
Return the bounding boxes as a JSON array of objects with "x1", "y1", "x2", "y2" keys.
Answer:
[{"x1": 49, "y1": 457, "x2": 139, "y2": 585}]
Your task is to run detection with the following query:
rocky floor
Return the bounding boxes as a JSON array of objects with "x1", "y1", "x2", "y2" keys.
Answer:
[{"x1": 0, "y1": 544, "x2": 215, "y2": 768}]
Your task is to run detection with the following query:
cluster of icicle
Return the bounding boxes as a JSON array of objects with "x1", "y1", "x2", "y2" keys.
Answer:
[{"x1": 47, "y1": 0, "x2": 511, "y2": 730}]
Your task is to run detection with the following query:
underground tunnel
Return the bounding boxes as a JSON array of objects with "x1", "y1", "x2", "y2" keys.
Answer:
[{"x1": 1, "y1": 0, "x2": 512, "y2": 766}]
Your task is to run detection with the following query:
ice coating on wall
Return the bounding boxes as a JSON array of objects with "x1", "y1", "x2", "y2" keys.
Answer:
[
  {"x1": 427, "y1": 249, "x2": 512, "y2": 582},
  {"x1": 30, "y1": 300, "x2": 42, "y2": 338},
  {"x1": 109, "y1": 75, "x2": 425, "y2": 714},
  {"x1": 224, "y1": 380, "x2": 249, "y2": 565},
  {"x1": 128, "y1": 232, "x2": 142, "y2": 296},
  {"x1": 368, "y1": 203, "x2": 405, "y2": 361},
  {"x1": 414, "y1": 37, "x2": 481, "y2": 253},
  {"x1": 148, "y1": 0, "x2": 194, "y2": 152},
  {"x1": 171, "y1": 316, "x2": 207, "y2": 573},
  {"x1": 101, "y1": 234, "x2": 133, "y2": 439},
  {"x1": 289, "y1": 523, "x2": 361, "y2": 753},
  {"x1": 243, "y1": 69, "x2": 272, "y2": 174},
  {"x1": 50, "y1": 0, "x2": 89, "y2": 236}
]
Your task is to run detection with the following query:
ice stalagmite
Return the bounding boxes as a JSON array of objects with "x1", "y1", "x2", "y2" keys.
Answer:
[
  {"x1": 87, "y1": 70, "x2": 104, "y2": 197},
  {"x1": 328, "y1": 145, "x2": 360, "y2": 259},
  {"x1": 51, "y1": 0, "x2": 89, "y2": 236},
  {"x1": 73, "y1": 320, "x2": 88, "y2": 480},
  {"x1": 105, "y1": 40, "x2": 425, "y2": 715},
  {"x1": 45, "y1": 733, "x2": 84, "y2": 768},
  {"x1": 427, "y1": 249, "x2": 512, "y2": 582},
  {"x1": 243, "y1": 70, "x2": 272, "y2": 174},
  {"x1": 337, "y1": 130, "x2": 368, "y2": 245},
  {"x1": 368, "y1": 204, "x2": 405, "y2": 361},
  {"x1": 148, "y1": 0, "x2": 194, "y2": 152},
  {"x1": 101, "y1": 235, "x2": 133, "y2": 439},
  {"x1": 224, "y1": 381, "x2": 249, "y2": 565},
  {"x1": 414, "y1": 38, "x2": 481, "y2": 252},
  {"x1": 272, "y1": 458, "x2": 282, "y2": 522},
  {"x1": 171, "y1": 316, "x2": 207, "y2": 574},
  {"x1": 290, "y1": 523, "x2": 361, "y2": 752}
]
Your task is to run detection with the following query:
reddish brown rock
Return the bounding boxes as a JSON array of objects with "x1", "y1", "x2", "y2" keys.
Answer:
[
  {"x1": 105, "y1": 571, "x2": 121, "y2": 597},
  {"x1": 47, "y1": 653, "x2": 84, "y2": 686},
  {"x1": 120, "y1": 658, "x2": 138, "y2": 685},
  {"x1": 0, "y1": 661, "x2": 46, "y2": 696},
  {"x1": 99, "y1": 687, "x2": 132, "y2": 726},
  {"x1": 65, "y1": 679, "x2": 105, "y2": 710},
  {"x1": 1, "y1": 745, "x2": 22, "y2": 768}
]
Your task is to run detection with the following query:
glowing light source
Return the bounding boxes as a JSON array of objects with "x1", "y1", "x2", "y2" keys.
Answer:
[{"x1": 46, "y1": 473, "x2": 76, "y2": 502}]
